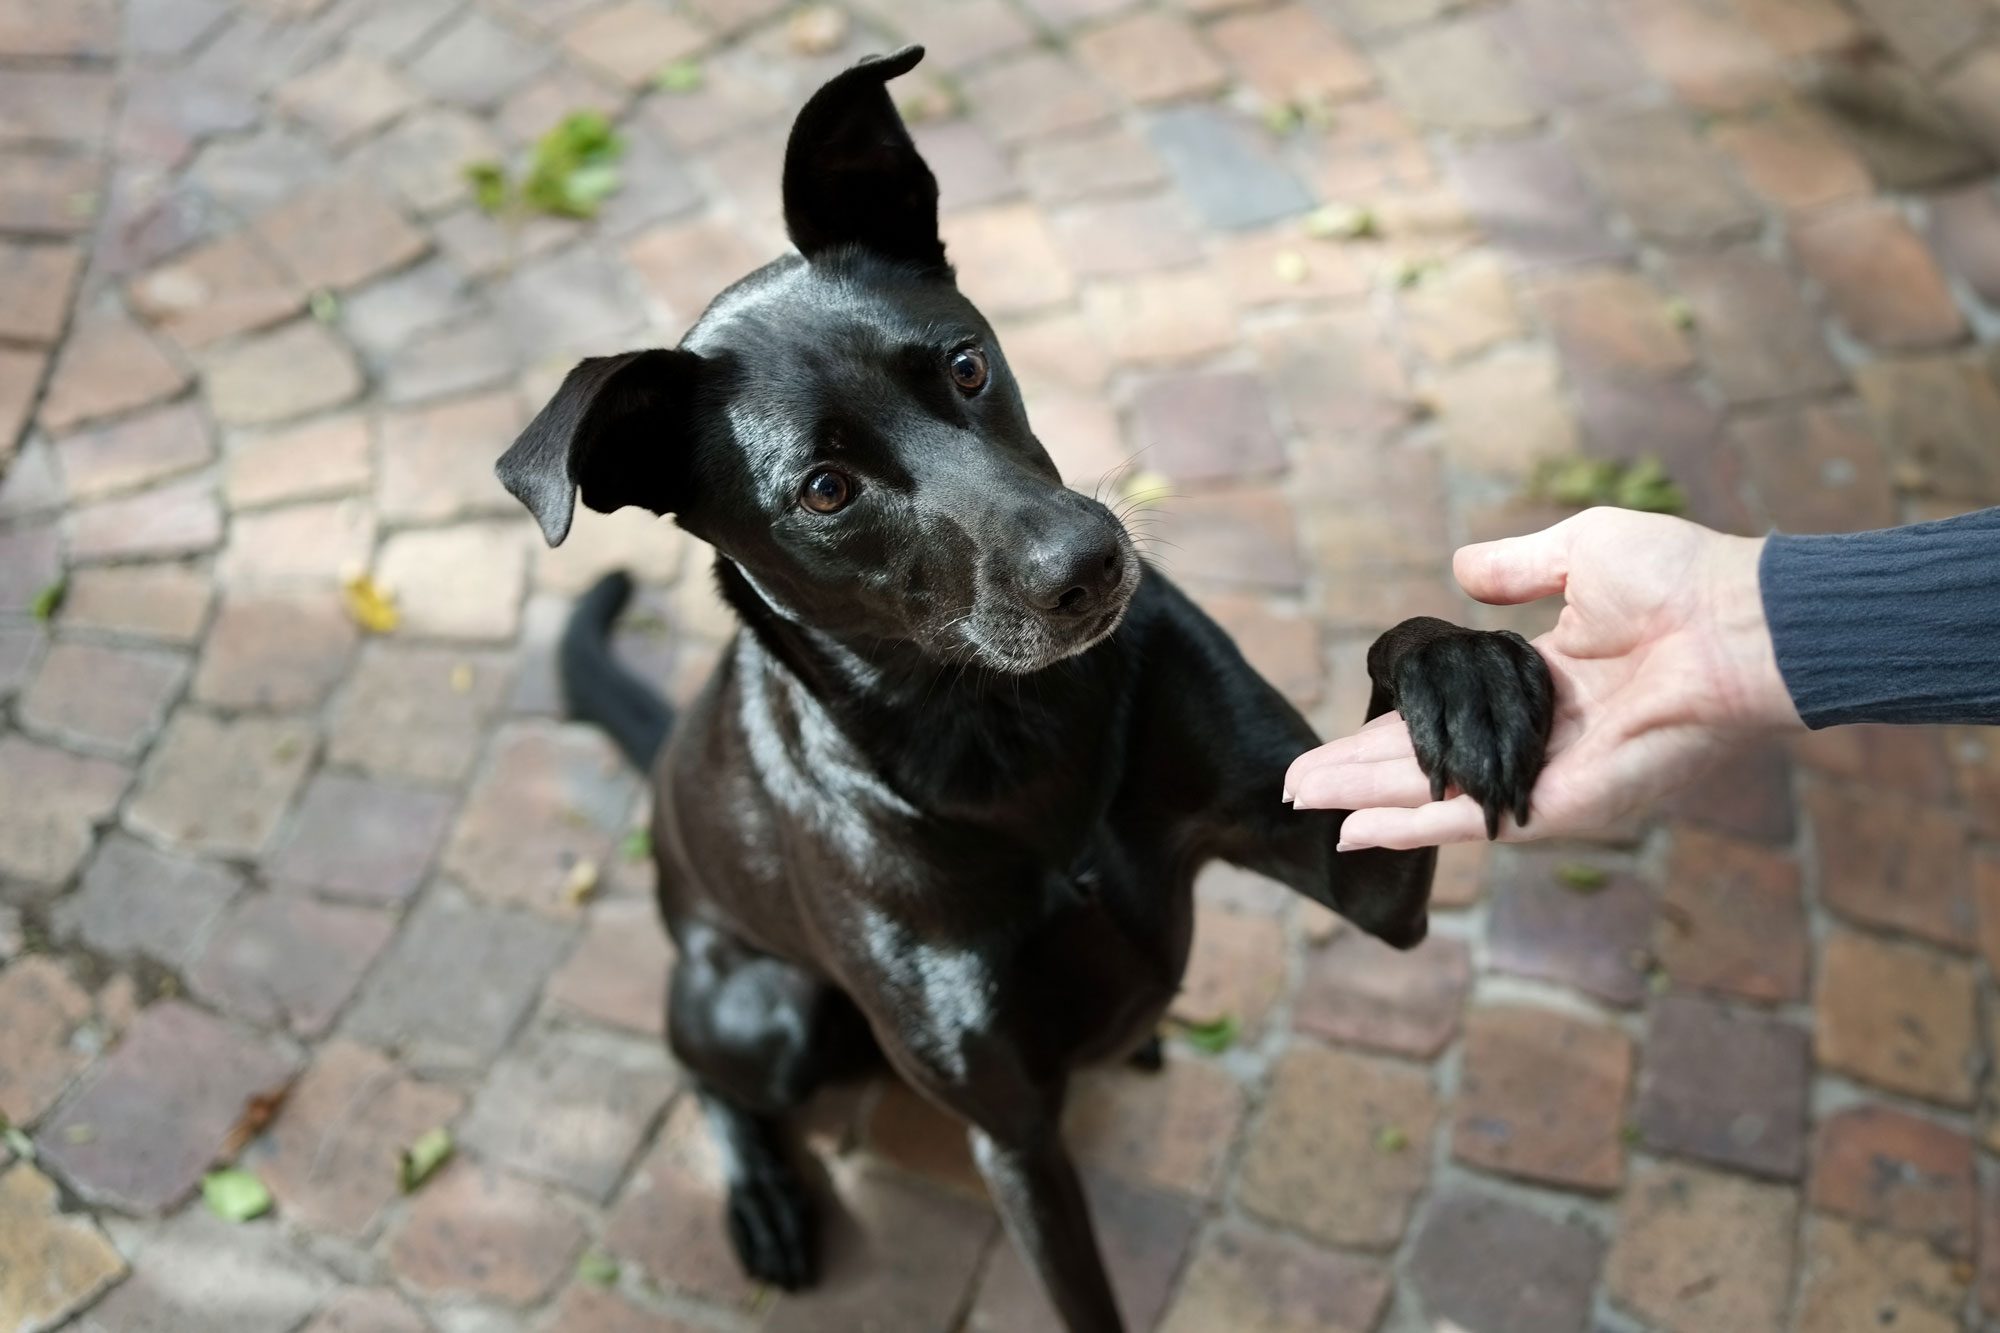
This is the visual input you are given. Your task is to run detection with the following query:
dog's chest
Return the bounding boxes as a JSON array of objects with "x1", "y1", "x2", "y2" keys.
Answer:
[{"x1": 883, "y1": 836, "x2": 1195, "y2": 1074}]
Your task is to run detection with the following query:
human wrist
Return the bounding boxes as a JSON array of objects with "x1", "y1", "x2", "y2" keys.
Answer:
[{"x1": 1702, "y1": 533, "x2": 1804, "y2": 731}]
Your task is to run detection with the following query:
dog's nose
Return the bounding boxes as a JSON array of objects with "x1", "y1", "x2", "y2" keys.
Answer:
[{"x1": 1022, "y1": 531, "x2": 1125, "y2": 615}]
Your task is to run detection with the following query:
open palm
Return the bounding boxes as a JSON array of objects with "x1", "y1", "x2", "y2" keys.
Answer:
[{"x1": 1288, "y1": 509, "x2": 1799, "y2": 850}]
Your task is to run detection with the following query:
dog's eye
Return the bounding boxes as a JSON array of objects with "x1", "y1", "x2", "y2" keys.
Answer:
[
  {"x1": 948, "y1": 347, "x2": 989, "y2": 395},
  {"x1": 800, "y1": 469, "x2": 852, "y2": 514}
]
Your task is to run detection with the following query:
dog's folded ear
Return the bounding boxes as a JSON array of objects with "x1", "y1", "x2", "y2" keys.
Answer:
[
  {"x1": 782, "y1": 45, "x2": 945, "y2": 272},
  {"x1": 496, "y1": 348, "x2": 699, "y2": 547}
]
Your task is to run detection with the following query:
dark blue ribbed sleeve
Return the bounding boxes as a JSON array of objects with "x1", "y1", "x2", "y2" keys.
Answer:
[{"x1": 1760, "y1": 507, "x2": 2000, "y2": 728}]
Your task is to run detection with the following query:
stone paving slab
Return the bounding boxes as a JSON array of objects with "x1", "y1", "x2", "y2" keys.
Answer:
[{"x1": 1, "y1": 0, "x2": 1999, "y2": 1329}]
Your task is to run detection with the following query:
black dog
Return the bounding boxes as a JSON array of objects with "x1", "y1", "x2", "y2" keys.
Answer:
[{"x1": 498, "y1": 46, "x2": 1554, "y2": 1333}]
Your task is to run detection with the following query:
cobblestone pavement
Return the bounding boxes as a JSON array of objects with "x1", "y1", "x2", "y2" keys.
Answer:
[{"x1": 4, "y1": 0, "x2": 2000, "y2": 1329}]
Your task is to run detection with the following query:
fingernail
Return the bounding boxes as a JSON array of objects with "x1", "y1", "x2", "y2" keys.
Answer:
[
  {"x1": 1281, "y1": 789, "x2": 1294, "y2": 804},
  {"x1": 1336, "y1": 840, "x2": 1359, "y2": 853}
]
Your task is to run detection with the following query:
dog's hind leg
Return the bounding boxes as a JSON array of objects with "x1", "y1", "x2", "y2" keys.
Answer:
[{"x1": 667, "y1": 921, "x2": 876, "y2": 1291}]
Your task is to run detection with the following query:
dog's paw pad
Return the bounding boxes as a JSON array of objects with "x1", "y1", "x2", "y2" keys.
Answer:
[
  {"x1": 726, "y1": 1169, "x2": 816, "y2": 1291},
  {"x1": 1393, "y1": 629, "x2": 1554, "y2": 838}
]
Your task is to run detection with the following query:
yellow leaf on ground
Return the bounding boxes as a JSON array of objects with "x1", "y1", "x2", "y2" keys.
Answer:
[
  {"x1": 342, "y1": 571, "x2": 399, "y2": 634},
  {"x1": 562, "y1": 858, "x2": 601, "y2": 906}
]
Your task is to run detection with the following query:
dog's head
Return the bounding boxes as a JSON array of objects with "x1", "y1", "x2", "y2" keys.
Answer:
[{"x1": 498, "y1": 46, "x2": 1139, "y2": 674}]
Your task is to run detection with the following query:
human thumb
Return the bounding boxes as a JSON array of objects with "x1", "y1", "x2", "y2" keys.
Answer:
[{"x1": 1452, "y1": 520, "x2": 1573, "y2": 606}]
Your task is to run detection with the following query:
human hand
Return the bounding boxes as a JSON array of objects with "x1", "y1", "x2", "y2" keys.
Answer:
[{"x1": 1284, "y1": 508, "x2": 1804, "y2": 849}]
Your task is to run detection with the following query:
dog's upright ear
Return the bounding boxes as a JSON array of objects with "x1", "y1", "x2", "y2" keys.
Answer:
[
  {"x1": 782, "y1": 45, "x2": 945, "y2": 272},
  {"x1": 497, "y1": 348, "x2": 699, "y2": 547}
]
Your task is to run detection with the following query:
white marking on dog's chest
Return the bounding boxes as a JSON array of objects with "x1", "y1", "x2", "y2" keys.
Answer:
[{"x1": 858, "y1": 906, "x2": 997, "y2": 1080}]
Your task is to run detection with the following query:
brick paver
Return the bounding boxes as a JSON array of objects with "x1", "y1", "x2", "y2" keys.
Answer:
[{"x1": 4, "y1": 0, "x2": 2000, "y2": 1328}]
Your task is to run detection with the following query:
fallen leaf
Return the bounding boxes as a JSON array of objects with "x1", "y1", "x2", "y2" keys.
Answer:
[
  {"x1": 1528, "y1": 454, "x2": 1687, "y2": 517},
  {"x1": 1374, "y1": 1125, "x2": 1409, "y2": 1153},
  {"x1": 30, "y1": 577, "x2": 64, "y2": 622},
  {"x1": 342, "y1": 570, "x2": 400, "y2": 634},
  {"x1": 221, "y1": 1084, "x2": 292, "y2": 1159},
  {"x1": 1261, "y1": 102, "x2": 1302, "y2": 136},
  {"x1": 1390, "y1": 255, "x2": 1440, "y2": 289},
  {"x1": 1305, "y1": 203, "x2": 1378, "y2": 241},
  {"x1": 896, "y1": 75, "x2": 962, "y2": 124},
  {"x1": 1, "y1": 1117, "x2": 34, "y2": 1162},
  {"x1": 577, "y1": 1250, "x2": 620, "y2": 1286},
  {"x1": 465, "y1": 160, "x2": 510, "y2": 215},
  {"x1": 399, "y1": 1127, "x2": 454, "y2": 1194},
  {"x1": 788, "y1": 3, "x2": 849, "y2": 54},
  {"x1": 308, "y1": 290, "x2": 340, "y2": 323},
  {"x1": 563, "y1": 858, "x2": 601, "y2": 906},
  {"x1": 1555, "y1": 863, "x2": 1609, "y2": 892},
  {"x1": 1174, "y1": 1013, "x2": 1239, "y2": 1054},
  {"x1": 655, "y1": 60, "x2": 704, "y2": 93},
  {"x1": 1664, "y1": 296, "x2": 1696, "y2": 330},
  {"x1": 1120, "y1": 469, "x2": 1173, "y2": 507},
  {"x1": 203, "y1": 1168, "x2": 272, "y2": 1223},
  {"x1": 559, "y1": 161, "x2": 621, "y2": 215},
  {"x1": 620, "y1": 828, "x2": 652, "y2": 862},
  {"x1": 1612, "y1": 457, "x2": 1688, "y2": 515}
]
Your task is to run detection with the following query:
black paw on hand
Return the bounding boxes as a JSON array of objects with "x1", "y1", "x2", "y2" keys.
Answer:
[
  {"x1": 1392, "y1": 628, "x2": 1555, "y2": 839},
  {"x1": 726, "y1": 1165, "x2": 817, "y2": 1291}
]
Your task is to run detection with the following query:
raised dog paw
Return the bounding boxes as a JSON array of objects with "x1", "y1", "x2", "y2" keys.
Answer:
[
  {"x1": 1391, "y1": 627, "x2": 1554, "y2": 839},
  {"x1": 726, "y1": 1166, "x2": 817, "y2": 1291}
]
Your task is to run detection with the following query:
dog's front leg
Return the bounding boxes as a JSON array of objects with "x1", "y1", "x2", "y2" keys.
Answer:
[
  {"x1": 1130, "y1": 583, "x2": 1556, "y2": 948},
  {"x1": 1267, "y1": 616, "x2": 1553, "y2": 945},
  {"x1": 970, "y1": 1122, "x2": 1123, "y2": 1333}
]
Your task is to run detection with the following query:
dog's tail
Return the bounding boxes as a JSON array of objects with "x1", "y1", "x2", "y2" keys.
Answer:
[{"x1": 561, "y1": 571, "x2": 673, "y2": 772}]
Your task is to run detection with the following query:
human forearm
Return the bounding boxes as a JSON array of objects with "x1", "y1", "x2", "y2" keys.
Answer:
[{"x1": 1761, "y1": 508, "x2": 2000, "y2": 728}]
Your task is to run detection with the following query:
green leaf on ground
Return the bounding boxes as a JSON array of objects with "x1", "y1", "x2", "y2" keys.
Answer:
[
  {"x1": 1529, "y1": 455, "x2": 1687, "y2": 516},
  {"x1": 30, "y1": 577, "x2": 64, "y2": 622},
  {"x1": 621, "y1": 828, "x2": 652, "y2": 862},
  {"x1": 1304, "y1": 203, "x2": 1378, "y2": 241},
  {"x1": 1555, "y1": 863, "x2": 1609, "y2": 892},
  {"x1": 1611, "y1": 457, "x2": 1688, "y2": 515},
  {"x1": 398, "y1": 1127, "x2": 454, "y2": 1194},
  {"x1": 1, "y1": 1116, "x2": 34, "y2": 1162},
  {"x1": 522, "y1": 111, "x2": 627, "y2": 219},
  {"x1": 558, "y1": 161, "x2": 622, "y2": 215},
  {"x1": 578, "y1": 1250, "x2": 620, "y2": 1286},
  {"x1": 466, "y1": 114, "x2": 629, "y2": 221},
  {"x1": 465, "y1": 160, "x2": 510, "y2": 215},
  {"x1": 1374, "y1": 1125, "x2": 1409, "y2": 1153},
  {"x1": 1391, "y1": 256, "x2": 1440, "y2": 289},
  {"x1": 656, "y1": 60, "x2": 704, "y2": 93},
  {"x1": 1261, "y1": 102, "x2": 1303, "y2": 136},
  {"x1": 309, "y1": 290, "x2": 340, "y2": 323},
  {"x1": 1176, "y1": 1014, "x2": 1239, "y2": 1054},
  {"x1": 202, "y1": 1168, "x2": 272, "y2": 1222}
]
